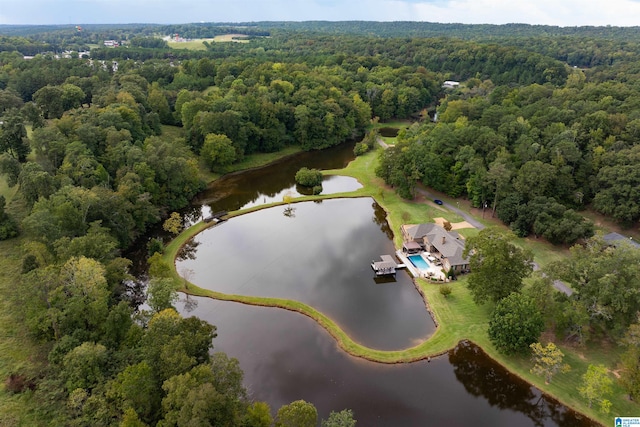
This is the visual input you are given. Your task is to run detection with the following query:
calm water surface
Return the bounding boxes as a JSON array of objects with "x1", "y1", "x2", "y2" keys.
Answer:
[
  {"x1": 177, "y1": 297, "x2": 595, "y2": 427},
  {"x1": 195, "y1": 141, "x2": 359, "y2": 214},
  {"x1": 177, "y1": 198, "x2": 433, "y2": 350},
  {"x1": 162, "y1": 139, "x2": 595, "y2": 426}
]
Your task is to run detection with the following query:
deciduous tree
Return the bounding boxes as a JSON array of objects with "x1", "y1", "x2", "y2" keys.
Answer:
[
  {"x1": 147, "y1": 278, "x2": 179, "y2": 313},
  {"x1": 547, "y1": 235, "x2": 640, "y2": 336},
  {"x1": 322, "y1": 409, "x2": 357, "y2": 427},
  {"x1": 529, "y1": 342, "x2": 570, "y2": 384},
  {"x1": 276, "y1": 400, "x2": 317, "y2": 427},
  {"x1": 463, "y1": 228, "x2": 533, "y2": 304},
  {"x1": 620, "y1": 320, "x2": 640, "y2": 401},
  {"x1": 243, "y1": 402, "x2": 273, "y2": 427},
  {"x1": 163, "y1": 212, "x2": 183, "y2": 235},
  {"x1": 0, "y1": 111, "x2": 30, "y2": 162},
  {"x1": 294, "y1": 167, "x2": 323, "y2": 187},
  {"x1": 488, "y1": 292, "x2": 544, "y2": 355},
  {"x1": 578, "y1": 364, "x2": 613, "y2": 413}
]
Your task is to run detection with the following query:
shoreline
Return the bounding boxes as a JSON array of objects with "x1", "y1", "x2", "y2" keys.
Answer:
[{"x1": 164, "y1": 150, "x2": 605, "y2": 426}]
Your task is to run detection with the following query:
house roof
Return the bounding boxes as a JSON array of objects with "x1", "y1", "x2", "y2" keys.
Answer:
[
  {"x1": 403, "y1": 241, "x2": 422, "y2": 250},
  {"x1": 373, "y1": 255, "x2": 398, "y2": 270},
  {"x1": 405, "y1": 223, "x2": 469, "y2": 266},
  {"x1": 603, "y1": 232, "x2": 640, "y2": 248}
]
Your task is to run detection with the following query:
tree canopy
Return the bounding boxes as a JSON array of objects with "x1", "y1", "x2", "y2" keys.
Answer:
[
  {"x1": 463, "y1": 228, "x2": 534, "y2": 304},
  {"x1": 488, "y1": 292, "x2": 545, "y2": 355}
]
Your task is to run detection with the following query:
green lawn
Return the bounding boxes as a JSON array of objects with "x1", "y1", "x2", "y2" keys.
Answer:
[
  {"x1": 0, "y1": 235, "x2": 48, "y2": 426},
  {"x1": 160, "y1": 124, "x2": 184, "y2": 140},
  {"x1": 0, "y1": 177, "x2": 18, "y2": 205}
]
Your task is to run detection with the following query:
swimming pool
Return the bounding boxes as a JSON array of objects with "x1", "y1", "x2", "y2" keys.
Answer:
[{"x1": 408, "y1": 254, "x2": 430, "y2": 270}]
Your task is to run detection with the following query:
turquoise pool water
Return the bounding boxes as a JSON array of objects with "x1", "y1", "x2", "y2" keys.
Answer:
[{"x1": 408, "y1": 254, "x2": 430, "y2": 270}]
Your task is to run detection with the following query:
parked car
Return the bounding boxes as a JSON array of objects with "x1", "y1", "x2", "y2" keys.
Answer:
[{"x1": 434, "y1": 199, "x2": 444, "y2": 205}]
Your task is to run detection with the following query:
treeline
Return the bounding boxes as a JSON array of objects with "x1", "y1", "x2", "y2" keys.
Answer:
[
  {"x1": 245, "y1": 21, "x2": 640, "y2": 41},
  {"x1": 197, "y1": 34, "x2": 569, "y2": 86},
  {"x1": 87, "y1": 34, "x2": 569, "y2": 87},
  {"x1": 157, "y1": 23, "x2": 270, "y2": 39},
  {"x1": 378, "y1": 64, "x2": 640, "y2": 243},
  {"x1": 5, "y1": 20, "x2": 640, "y2": 41},
  {"x1": 7, "y1": 20, "x2": 640, "y2": 72},
  {"x1": 0, "y1": 36, "x2": 54, "y2": 56}
]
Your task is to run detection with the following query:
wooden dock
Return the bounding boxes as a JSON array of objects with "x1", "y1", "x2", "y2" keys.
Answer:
[
  {"x1": 371, "y1": 254, "x2": 405, "y2": 276},
  {"x1": 204, "y1": 210, "x2": 228, "y2": 223}
]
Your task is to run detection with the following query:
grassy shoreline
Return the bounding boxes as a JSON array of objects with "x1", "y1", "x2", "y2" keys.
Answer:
[{"x1": 165, "y1": 145, "x2": 640, "y2": 426}]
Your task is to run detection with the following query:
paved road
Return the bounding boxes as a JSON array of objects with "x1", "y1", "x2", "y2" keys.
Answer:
[
  {"x1": 415, "y1": 185, "x2": 573, "y2": 296},
  {"x1": 376, "y1": 136, "x2": 389, "y2": 150},
  {"x1": 416, "y1": 186, "x2": 484, "y2": 229}
]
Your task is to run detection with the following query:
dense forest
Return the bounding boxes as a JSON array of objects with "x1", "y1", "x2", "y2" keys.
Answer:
[{"x1": 1, "y1": 21, "x2": 640, "y2": 425}]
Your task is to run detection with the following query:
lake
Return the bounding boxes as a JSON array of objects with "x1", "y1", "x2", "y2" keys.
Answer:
[
  {"x1": 176, "y1": 198, "x2": 434, "y2": 350},
  {"x1": 167, "y1": 140, "x2": 595, "y2": 426},
  {"x1": 177, "y1": 295, "x2": 594, "y2": 426}
]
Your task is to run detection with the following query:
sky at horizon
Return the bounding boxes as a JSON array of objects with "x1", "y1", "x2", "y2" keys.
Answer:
[{"x1": 1, "y1": 0, "x2": 640, "y2": 27}]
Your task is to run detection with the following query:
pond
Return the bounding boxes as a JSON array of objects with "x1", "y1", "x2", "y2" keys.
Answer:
[
  {"x1": 198, "y1": 174, "x2": 361, "y2": 217},
  {"x1": 378, "y1": 127, "x2": 400, "y2": 137},
  {"x1": 159, "y1": 139, "x2": 595, "y2": 426},
  {"x1": 176, "y1": 198, "x2": 433, "y2": 350},
  {"x1": 194, "y1": 141, "x2": 359, "y2": 214},
  {"x1": 177, "y1": 296, "x2": 595, "y2": 427}
]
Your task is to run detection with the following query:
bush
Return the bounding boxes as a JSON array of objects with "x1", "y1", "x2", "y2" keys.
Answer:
[
  {"x1": 147, "y1": 238, "x2": 164, "y2": 256},
  {"x1": 0, "y1": 196, "x2": 19, "y2": 240},
  {"x1": 21, "y1": 254, "x2": 39, "y2": 274},
  {"x1": 353, "y1": 142, "x2": 369, "y2": 156},
  {"x1": 295, "y1": 167, "x2": 323, "y2": 187},
  {"x1": 439, "y1": 285, "x2": 452, "y2": 298},
  {"x1": 312, "y1": 185, "x2": 323, "y2": 195},
  {"x1": 0, "y1": 220, "x2": 19, "y2": 240}
]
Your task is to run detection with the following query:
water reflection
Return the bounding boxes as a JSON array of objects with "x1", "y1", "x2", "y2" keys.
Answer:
[
  {"x1": 176, "y1": 237, "x2": 200, "y2": 261},
  {"x1": 449, "y1": 341, "x2": 593, "y2": 427},
  {"x1": 176, "y1": 198, "x2": 434, "y2": 350},
  {"x1": 194, "y1": 141, "x2": 358, "y2": 215},
  {"x1": 371, "y1": 201, "x2": 394, "y2": 240},
  {"x1": 177, "y1": 297, "x2": 596, "y2": 427}
]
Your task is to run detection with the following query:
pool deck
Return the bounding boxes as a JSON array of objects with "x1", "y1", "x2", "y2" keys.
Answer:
[{"x1": 396, "y1": 250, "x2": 447, "y2": 281}]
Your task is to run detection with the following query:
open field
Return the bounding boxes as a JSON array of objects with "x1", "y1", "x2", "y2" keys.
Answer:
[
  {"x1": 167, "y1": 39, "x2": 210, "y2": 50},
  {"x1": 212, "y1": 34, "x2": 250, "y2": 43},
  {"x1": 0, "y1": 233, "x2": 48, "y2": 425},
  {"x1": 167, "y1": 34, "x2": 250, "y2": 50}
]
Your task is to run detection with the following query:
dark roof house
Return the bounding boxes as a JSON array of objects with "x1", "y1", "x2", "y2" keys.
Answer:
[{"x1": 402, "y1": 223, "x2": 470, "y2": 273}]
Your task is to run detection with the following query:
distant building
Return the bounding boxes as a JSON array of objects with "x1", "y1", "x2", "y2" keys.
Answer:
[
  {"x1": 103, "y1": 40, "x2": 119, "y2": 47},
  {"x1": 442, "y1": 80, "x2": 460, "y2": 89}
]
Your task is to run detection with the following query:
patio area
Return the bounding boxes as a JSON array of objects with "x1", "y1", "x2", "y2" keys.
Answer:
[{"x1": 396, "y1": 250, "x2": 447, "y2": 281}]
